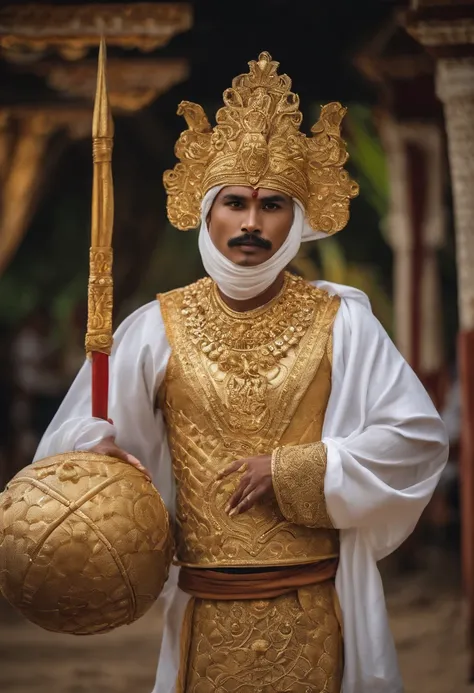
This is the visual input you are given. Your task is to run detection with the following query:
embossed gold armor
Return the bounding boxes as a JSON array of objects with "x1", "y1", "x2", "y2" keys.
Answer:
[
  {"x1": 163, "y1": 52, "x2": 359, "y2": 234},
  {"x1": 0, "y1": 452, "x2": 173, "y2": 635},
  {"x1": 158, "y1": 272, "x2": 341, "y2": 568},
  {"x1": 185, "y1": 583, "x2": 343, "y2": 693}
]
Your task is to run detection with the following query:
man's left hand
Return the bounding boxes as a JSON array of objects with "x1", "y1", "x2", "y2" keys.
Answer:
[{"x1": 217, "y1": 454, "x2": 274, "y2": 516}]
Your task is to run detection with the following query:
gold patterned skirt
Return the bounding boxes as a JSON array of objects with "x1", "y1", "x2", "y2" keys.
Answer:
[{"x1": 183, "y1": 581, "x2": 343, "y2": 693}]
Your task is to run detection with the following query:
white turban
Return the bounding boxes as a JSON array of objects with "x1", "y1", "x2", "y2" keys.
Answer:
[{"x1": 198, "y1": 186, "x2": 327, "y2": 301}]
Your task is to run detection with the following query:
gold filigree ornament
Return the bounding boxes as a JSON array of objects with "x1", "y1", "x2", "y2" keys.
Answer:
[
  {"x1": 163, "y1": 52, "x2": 359, "y2": 234},
  {"x1": 181, "y1": 273, "x2": 321, "y2": 433}
]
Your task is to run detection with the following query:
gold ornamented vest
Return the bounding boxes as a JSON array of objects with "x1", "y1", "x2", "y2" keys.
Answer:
[{"x1": 158, "y1": 272, "x2": 340, "y2": 568}]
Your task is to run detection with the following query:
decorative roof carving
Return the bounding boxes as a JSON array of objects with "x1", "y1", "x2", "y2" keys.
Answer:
[{"x1": 0, "y1": 3, "x2": 192, "y2": 61}]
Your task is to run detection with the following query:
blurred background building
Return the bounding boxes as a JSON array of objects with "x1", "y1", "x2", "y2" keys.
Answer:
[{"x1": 0, "y1": 1, "x2": 473, "y2": 691}]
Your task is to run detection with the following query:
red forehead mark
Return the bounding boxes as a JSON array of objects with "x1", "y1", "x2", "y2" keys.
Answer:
[{"x1": 251, "y1": 189, "x2": 258, "y2": 198}]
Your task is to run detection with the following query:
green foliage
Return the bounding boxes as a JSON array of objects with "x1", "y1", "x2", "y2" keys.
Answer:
[
  {"x1": 345, "y1": 103, "x2": 389, "y2": 224},
  {"x1": 300, "y1": 102, "x2": 392, "y2": 331}
]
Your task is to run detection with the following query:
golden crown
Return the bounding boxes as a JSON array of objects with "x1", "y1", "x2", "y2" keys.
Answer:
[{"x1": 163, "y1": 52, "x2": 359, "y2": 233}]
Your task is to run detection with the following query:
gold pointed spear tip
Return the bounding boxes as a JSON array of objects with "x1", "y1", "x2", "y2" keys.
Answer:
[{"x1": 92, "y1": 36, "x2": 114, "y2": 139}]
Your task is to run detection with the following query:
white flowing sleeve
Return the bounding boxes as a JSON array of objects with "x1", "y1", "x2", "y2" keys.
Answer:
[
  {"x1": 323, "y1": 297, "x2": 448, "y2": 557},
  {"x1": 321, "y1": 294, "x2": 449, "y2": 693},
  {"x1": 34, "y1": 300, "x2": 172, "y2": 489}
]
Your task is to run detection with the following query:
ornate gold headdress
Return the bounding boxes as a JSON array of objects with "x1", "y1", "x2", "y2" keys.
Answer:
[{"x1": 163, "y1": 52, "x2": 359, "y2": 234}]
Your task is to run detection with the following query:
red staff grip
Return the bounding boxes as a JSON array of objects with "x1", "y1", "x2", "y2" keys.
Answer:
[{"x1": 91, "y1": 351, "x2": 109, "y2": 420}]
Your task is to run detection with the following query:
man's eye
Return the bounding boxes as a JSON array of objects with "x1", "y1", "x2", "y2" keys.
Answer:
[
  {"x1": 226, "y1": 201, "x2": 243, "y2": 208},
  {"x1": 263, "y1": 202, "x2": 280, "y2": 210}
]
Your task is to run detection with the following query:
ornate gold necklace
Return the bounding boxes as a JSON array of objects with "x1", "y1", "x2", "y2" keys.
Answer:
[{"x1": 180, "y1": 272, "x2": 321, "y2": 433}]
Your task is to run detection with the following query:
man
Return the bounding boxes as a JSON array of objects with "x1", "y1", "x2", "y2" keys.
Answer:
[{"x1": 36, "y1": 53, "x2": 448, "y2": 693}]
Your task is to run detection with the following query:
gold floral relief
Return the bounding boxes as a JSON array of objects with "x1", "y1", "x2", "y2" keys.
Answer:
[
  {"x1": 179, "y1": 273, "x2": 324, "y2": 435},
  {"x1": 85, "y1": 247, "x2": 113, "y2": 356},
  {"x1": 163, "y1": 52, "x2": 358, "y2": 234},
  {"x1": 185, "y1": 582, "x2": 343, "y2": 692},
  {"x1": 272, "y1": 442, "x2": 334, "y2": 528}
]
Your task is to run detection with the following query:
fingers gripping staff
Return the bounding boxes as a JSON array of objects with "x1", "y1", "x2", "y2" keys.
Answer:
[{"x1": 0, "y1": 40, "x2": 172, "y2": 636}]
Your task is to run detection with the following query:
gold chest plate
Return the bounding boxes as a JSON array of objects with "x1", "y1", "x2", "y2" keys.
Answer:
[{"x1": 158, "y1": 273, "x2": 340, "y2": 567}]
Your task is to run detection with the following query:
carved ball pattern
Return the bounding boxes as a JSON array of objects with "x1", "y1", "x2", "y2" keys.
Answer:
[{"x1": 0, "y1": 452, "x2": 173, "y2": 635}]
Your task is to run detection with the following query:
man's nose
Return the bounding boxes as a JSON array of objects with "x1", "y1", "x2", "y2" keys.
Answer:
[{"x1": 241, "y1": 209, "x2": 261, "y2": 233}]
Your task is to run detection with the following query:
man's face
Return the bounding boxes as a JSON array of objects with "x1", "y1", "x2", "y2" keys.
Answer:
[{"x1": 207, "y1": 186, "x2": 294, "y2": 267}]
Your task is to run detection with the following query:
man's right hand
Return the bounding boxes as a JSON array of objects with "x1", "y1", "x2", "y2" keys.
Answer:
[{"x1": 90, "y1": 436, "x2": 151, "y2": 480}]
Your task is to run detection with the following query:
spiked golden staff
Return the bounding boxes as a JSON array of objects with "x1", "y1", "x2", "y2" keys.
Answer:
[{"x1": 85, "y1": 37, "x2": 114, "y2": 420}]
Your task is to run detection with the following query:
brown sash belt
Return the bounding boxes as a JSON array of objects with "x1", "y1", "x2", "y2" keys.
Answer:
[
  {"x1": 175, "y1": 559, "x2": 341, "y2": 692},
  {"x1": 178, "y1": 558, "x2": 339, "y2": 600}
]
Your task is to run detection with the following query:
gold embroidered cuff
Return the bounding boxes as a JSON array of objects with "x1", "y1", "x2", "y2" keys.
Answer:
[{"x1": 271, "y1": 443, "x2": 334, "y2": 528}]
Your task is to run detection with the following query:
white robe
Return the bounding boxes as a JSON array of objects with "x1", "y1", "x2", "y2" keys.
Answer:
[{"x1": 35, "y1": 281, "x2": 449, "y2": 693}]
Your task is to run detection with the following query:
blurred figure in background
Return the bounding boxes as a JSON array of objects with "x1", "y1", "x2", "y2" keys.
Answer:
[{"x1": 11, "y1": 305, "x2": 65, "y2": 463}]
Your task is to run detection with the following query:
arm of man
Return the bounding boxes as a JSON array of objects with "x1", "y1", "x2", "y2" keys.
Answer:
[
  {"x1": 221, "y1": 295, "x2": 448, "y2": 554},
  {"x1": 322, "y1": 297, "x2": 449, "y2": 558},
  {"x1": 271, "y1": 297, "x2": 449, "y2": 558},
  {"x1": 34, "y1": 301, "x2": 170, "y2": 484}
]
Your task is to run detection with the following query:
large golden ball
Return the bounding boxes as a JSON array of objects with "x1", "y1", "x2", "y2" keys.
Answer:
[{"x1": 0, "y1": 451, "x2": 173, "y2": 635}]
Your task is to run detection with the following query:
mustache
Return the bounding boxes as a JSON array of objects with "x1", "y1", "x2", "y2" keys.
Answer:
[{"x1": 228, "y1": 233, "x2": 272, "y2": 250}]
